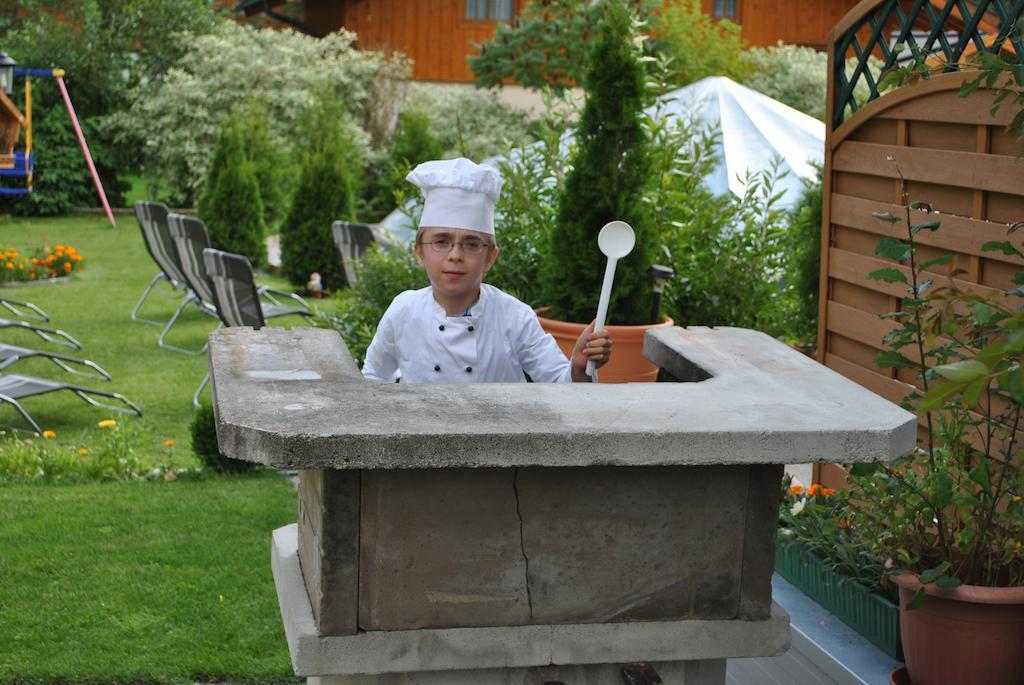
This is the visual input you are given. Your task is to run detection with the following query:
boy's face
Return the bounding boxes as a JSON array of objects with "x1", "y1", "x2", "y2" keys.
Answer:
[{"x1": 415, "y1": 227, "x2": 499, "y2": 306}]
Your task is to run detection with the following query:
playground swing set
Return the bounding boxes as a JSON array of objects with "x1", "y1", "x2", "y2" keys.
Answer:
[{"x1": 0, "y1": 51, "x2": 116, "y2": 227}]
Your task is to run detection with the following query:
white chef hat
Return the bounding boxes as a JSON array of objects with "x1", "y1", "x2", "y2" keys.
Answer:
[{"x1": 406, "y1": 158, "x2": 504, "y2": 236}]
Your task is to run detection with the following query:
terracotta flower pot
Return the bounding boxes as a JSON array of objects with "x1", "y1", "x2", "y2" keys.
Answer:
[
  {"x1": 890, "y1": 574, "x2": 1024, "y2": 685},
  {"x1": 535, "y1": 309, "x2": 674, "y2": 383}
]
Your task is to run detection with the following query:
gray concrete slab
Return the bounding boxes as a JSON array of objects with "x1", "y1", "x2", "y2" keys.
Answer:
[
  {"x1": 209, "y1": 326, "x2": 916, "y2": 470},
  {"x1": 273, "y1": 525, "x2": 790, "y2": 677}
]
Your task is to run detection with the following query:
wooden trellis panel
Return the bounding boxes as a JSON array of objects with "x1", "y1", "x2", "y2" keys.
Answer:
[{"x1": 816, "y1": 1, "x2": 1024, "y2": 487}]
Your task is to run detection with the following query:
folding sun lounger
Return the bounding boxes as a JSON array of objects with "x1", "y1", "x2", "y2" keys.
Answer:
[
  {"x1": 0, "y1": 318, "x2": 82, "y2": 349},
  {"x1": 0, "y1": 374, "x2": 142, "y2": 434},
  {"x1": 331, "y1": 220, "x2": 377, "y2": 288},
  {"x1": 131, "y1": 200, "x2": 191, "y2": 327},
  {"x1": 0, "y1": 343, "x2": 111, "y2": 381},
  {"x1": 0, "y1": 296, "x2": 49, "y2": 322},
  {"x1": 190, "y1": 247, "x2": 313, "y2": 407}
]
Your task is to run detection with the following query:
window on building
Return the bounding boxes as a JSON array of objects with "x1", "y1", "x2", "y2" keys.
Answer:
[
  {"x1": 466, "y1": 0, "x2": 513, "y2": 20},
  {"x1": 713, "y1": 0, "x2": 737, "y2": 18}
]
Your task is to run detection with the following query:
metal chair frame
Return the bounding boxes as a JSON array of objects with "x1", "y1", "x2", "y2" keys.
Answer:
[
  {"x1": 0, "y1": 297, "x2": 49, "y2": 322},
  {"x1": 331, "y1": 220, "x2": 377, "y2": 287},
  {"x1": 0, "y1": 343, "x2": 111, "y2": 381},
  {"x1": 0, "y1": 373, "x2": 142, "y2": 434},
  {"x1": 193, "y1": 247, "x2": 312, "y2": 407},
  {"x1": 0, "y1": 317, "x2": 82, "y2": 350},
  {"x1": 131, "y1": 200, "x2": 190, "y2": 327}
]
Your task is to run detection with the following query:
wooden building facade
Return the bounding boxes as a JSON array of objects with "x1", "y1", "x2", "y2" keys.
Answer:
[{"x1": 238, "y1": 0, "x2": 862, "y2": 82}]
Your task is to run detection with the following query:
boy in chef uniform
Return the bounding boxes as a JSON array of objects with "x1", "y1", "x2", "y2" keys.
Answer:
[{"x1": 362, "y1": 157, "x2": 612, "y2": 383}]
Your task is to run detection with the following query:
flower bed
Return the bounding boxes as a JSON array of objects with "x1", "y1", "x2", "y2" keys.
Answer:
[
  {"x1": 0, "y1": 244, "x2": 84, "y2": 284},
  {"x1": 775, "y1": 537, "x2": 903, "y2": 660}
]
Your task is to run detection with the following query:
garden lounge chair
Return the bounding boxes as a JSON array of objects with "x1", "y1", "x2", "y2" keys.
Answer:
[
  {"x1": 168, "y1": 212, "x2": 309, "y2": 321},
  {"x1": 0, "y1": 373, "x2": 141, "y2": 434},
  {"x1": 192, "y1": 247, "x2": 312, "y2": 406},
  {"x1": 331, "y1": 220, "x2": 376, "y2": 287},
  {"x1": 0, "y1": 296, "x2": 48, "y2": 322},
  {"x1": 0, "y1": 343, "x2": 111, "y2": 381},
  {"x1": 131, "y1": 200, "x2": 190, "y2": 327},
  {"x1": 0, "y1": 317, "x2": 82, "y2": 349}
]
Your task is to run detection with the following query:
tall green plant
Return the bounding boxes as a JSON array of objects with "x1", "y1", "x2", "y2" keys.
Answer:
[
  {"x1": 843, "y1": 166, "x2": 1024, "y2": 591},
  {"x1": 197, "y1": 111, "x2": 268, "y2": 267},
  {"x1": 541, "y1": 0, "x2": 653, "y2": 325},
  {"x1": 280, "y1": 96, "x2": 360, "y2": 291},
  {"x1": 657, "y1": 0, "x2": 749, "y2": 87}
]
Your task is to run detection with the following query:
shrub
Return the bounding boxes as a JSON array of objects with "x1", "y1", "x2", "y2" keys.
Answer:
[
  {"x1": 244, "y1": 106, "x2": 292, "y2": 233},
  {"x1": 403, "y1": 85, "x2": 535, "y2": 162},
  {"x1": 197, "y1": 111, "x2": 268, "y2": 267},
  {"x1": 541, "y1": 0, "x2": 654, "y2": 325},
  {"x1": 741, "y1": 42, "x2": 827, "y2": 120},
  {"x1": 360, "y1": 110, "x2": 445, "y2": 216},
  {"x1": 657, "y1": 0, "x2": 750, "y2": 87},
  {"x1": 781, "y1": 172, "x2": 823, "y2": 345},
  {"x1": 111, "y1": 23, "x2": 405, "y2": 205},
  {"x1": 468, "y1": 0, "x2": 601, "y2": 92},
  {"x1": 190, "y1": 403, "x2": 255, "y2": 474},
  {"x1": 319, "y1": 244, "x2": 428, "y2": 366},
  {"x1": 280, "y1": 96, "x2": 360, "y2": 291}
]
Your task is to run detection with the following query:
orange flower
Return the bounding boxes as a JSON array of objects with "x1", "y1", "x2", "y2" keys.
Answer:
[
  {"x1": 822, "y1": 487, "x2": 836, "y2": 496},
  {"x1": 164, "y1": 439, "x2": 175, "y2": 447},
  {"x1": 807, "y1": 484, "x2": 823, "y2": 497},
  {"x1": 790, "y1": 485, "x2": 804, "y2": 495},
  {"x1": 839, "y1": 518, "x2": 852, "y2": 529},
  {"x1": 42, "y1": 430, "x2": 56, "y2": 439},
  {"x1": 79, "y1": 448, "x2": 89, "y2": 456},
  {"x1": 64, "y1": 262, "x2": 72, "y2": 272},
  {"x1": 5, "y1": 263, "x2": 12, "y2": 270}
]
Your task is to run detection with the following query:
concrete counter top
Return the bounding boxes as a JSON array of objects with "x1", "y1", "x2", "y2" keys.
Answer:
[{"x1": 209, "y1": 326, "x2": 916, "y2": 470}]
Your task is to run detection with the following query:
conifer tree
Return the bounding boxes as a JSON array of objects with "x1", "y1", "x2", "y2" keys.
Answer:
[
  {"x1": 540, "y1": 0, "x2": 653, "y2": 324},
  {"x1": 198, "y1": 111, "x2": 268, "y2": 267},
  {"x1": 280, "y1": 96, "x2": 358, "y2": 291}
]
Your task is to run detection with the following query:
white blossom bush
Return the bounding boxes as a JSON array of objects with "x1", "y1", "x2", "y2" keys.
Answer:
[{"x1": 111, "y1": 23, "x2": 410, "y2": 205}]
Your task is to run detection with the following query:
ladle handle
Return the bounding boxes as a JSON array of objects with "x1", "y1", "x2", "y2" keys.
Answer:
[{"x1": 586, "y1": 256, "x2": 618, "y2": 378}]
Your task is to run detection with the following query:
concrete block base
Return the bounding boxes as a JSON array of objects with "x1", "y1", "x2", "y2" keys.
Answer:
[
  {"x1": 273, "y1": 525, "x2": 789, "y2": 678},
  {"x1": 309, "y1": 659, "x2": 726, "y2": 684}
]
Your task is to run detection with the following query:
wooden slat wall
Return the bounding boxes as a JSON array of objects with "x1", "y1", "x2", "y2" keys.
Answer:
[
  {"x1": 816, "y1": 69, "x2": 1024, "y2": 489},
  {"x1": 701, "y1": 0, "x2": 861, "y2": 49},
  {"x1": 338, "y1": 0, "x2": 518, "y2": 82}
]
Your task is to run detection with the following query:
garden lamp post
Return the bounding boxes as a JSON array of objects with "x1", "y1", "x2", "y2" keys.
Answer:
[
  {"x1": 0, "y1": 52, "x2": 15, "y2": 95},
  {"x1": 649, "y1": 263, "x2": 674, "y2": 324}
]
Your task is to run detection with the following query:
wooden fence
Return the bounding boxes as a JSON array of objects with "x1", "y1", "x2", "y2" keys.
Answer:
[{"x1": 815, "y1": 0, "x2": 1024, "y2": 487}]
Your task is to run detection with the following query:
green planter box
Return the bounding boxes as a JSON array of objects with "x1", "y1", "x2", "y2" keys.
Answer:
[{"x1": 774, "y1": 537, "x2": 903, "y2": 660}]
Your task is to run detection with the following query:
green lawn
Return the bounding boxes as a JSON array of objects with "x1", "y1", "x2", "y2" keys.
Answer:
[
  {"x1": 0, "y1": 214, "x2": 328, "y2": 466},
  {"x1": 0, "y1": 475, "x2": 300, "y2": 684}
]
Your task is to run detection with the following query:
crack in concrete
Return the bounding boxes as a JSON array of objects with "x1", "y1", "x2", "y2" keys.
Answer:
[{"x1": 512, "y1": 467, "x2": 534, "y2": 622}]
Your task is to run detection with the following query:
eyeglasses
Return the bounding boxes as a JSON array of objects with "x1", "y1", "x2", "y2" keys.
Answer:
[{"x1": 421, "y1": 238, "x2": 493, "y2": 255}]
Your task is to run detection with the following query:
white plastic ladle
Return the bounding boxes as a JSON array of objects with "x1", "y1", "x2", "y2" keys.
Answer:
[{"x1": 586, "y1": 220, "x2": 636, "y2": 381}]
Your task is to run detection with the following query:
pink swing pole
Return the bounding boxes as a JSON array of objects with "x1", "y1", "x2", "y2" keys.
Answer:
[{"x1": 53, "y1": 69, "x2": 116, "y2": 227}]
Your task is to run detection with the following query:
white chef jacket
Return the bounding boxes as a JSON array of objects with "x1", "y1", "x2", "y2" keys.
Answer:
[{"x1": 362, "y1": 284, "x2": 573, "y2": 383}]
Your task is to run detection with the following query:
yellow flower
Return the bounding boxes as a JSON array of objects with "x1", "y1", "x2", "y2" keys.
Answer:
[
  {"x1": 79, "y1": 449, "x2": 89, "y2": 456},
  {"x1": 42, "y1": 430, "x2": 56, "y2": 439},
  {"x1": 164, "y1": 439, "x2": 174, "y2": 447},
  {"x1": 97, "y1": 419, "x2": 117, "y2": 429}
]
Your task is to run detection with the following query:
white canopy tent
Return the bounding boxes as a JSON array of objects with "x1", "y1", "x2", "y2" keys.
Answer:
[
  {"x1": 653, "y1": 76, "x2": 825, "y2": 209},
  {"x1": 377, "y1": 76, "x2": 825, "y2": 244}
]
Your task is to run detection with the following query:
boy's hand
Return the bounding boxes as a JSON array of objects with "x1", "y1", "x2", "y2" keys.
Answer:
[{"x1": 570, "y1": 321, "x2": 612, "y2": 383}]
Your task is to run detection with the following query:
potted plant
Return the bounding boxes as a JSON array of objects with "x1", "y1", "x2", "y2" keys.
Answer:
[
  {"x1": 537, "y1": 0, "x2": 671, "y2": 383},
  {"x1": 845, "y1": 169, "x2": 1024, "y2": 685}
]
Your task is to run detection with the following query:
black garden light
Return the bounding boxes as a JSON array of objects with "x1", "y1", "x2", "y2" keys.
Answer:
[
  {"x1": 0, "y1": 52, "x2": 15, "y2": 96},
  {"x1": 649, "y1": 264, "x2": 674, "y2": 324}
]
